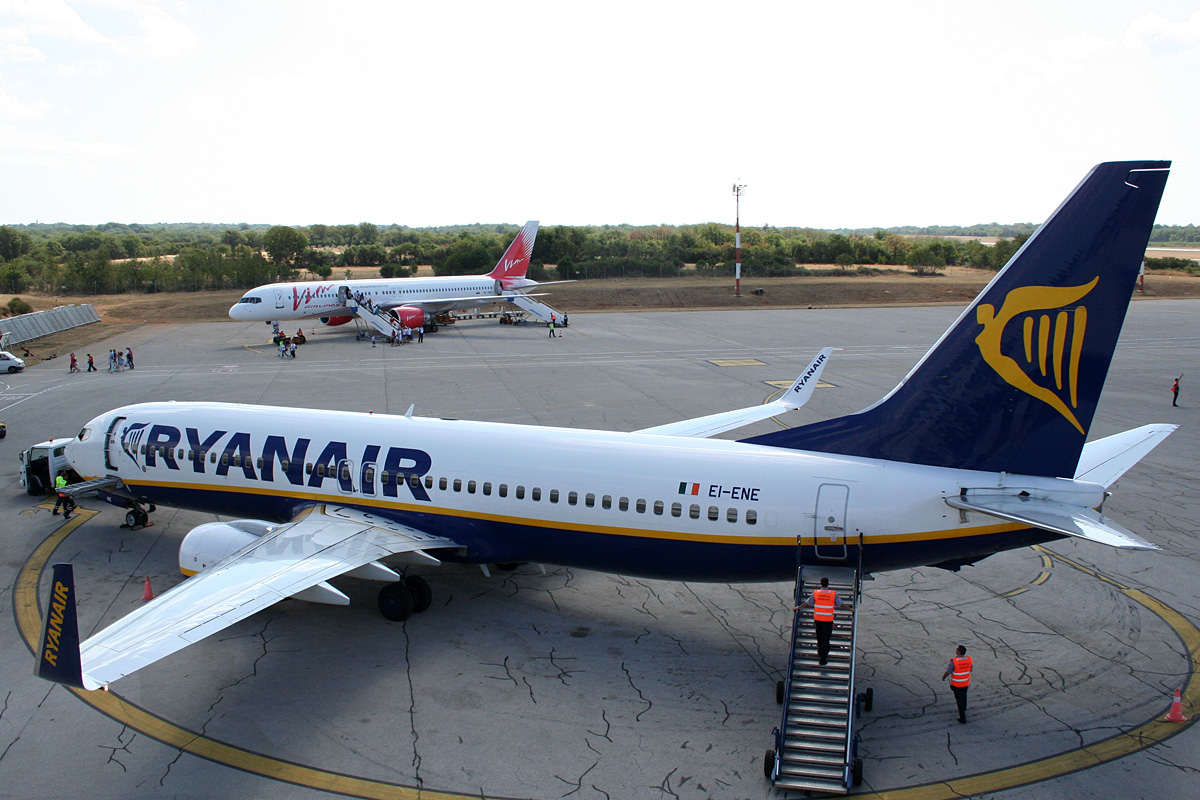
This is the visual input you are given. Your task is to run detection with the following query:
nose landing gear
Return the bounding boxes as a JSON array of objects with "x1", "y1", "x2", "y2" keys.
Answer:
[{"x1": 122, "y1": 503, "x2": 154, "y2": 530}]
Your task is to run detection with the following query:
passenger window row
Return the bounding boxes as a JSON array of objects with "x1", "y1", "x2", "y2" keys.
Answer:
[{"x1": 139, "y1": 444, "x2": 757, "y2": 524}]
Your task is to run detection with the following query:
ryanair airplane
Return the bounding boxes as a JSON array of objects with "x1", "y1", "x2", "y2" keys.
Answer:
[{"x1": 38, "y1": 161, "x2": 1174, "y2": 692}]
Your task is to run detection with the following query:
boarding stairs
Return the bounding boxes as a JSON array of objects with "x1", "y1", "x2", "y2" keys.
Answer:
[
  {"x1": 505, "y1": 294, "x2": 563, "y2": 324},
  {"x1": 59, "y1": 475, "x2": 123, "y2": 498},
  {"x1": 767, "y1": 563, "x2": 867, "y2": 794},
  {"x1": 347, "y1": 298, "x2": 405, "y2": 340}
]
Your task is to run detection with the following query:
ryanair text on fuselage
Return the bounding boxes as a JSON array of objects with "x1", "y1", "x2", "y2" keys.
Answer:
[{"x1": 123, "y1": 423, "x2": 433, "y2": 501}]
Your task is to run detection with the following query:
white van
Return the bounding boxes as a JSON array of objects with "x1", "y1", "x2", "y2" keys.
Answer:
[{"x1": 0, "y1": 351, "x2": 25, "y2": 373}]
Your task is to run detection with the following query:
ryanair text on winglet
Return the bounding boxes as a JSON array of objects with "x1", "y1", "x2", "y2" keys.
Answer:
[
  {"x1": 791, "y1": 351, "x2": 827, "y2": 394},
  {"x1": 40, "y1": 579, "x2": 72, "y2": 669}
]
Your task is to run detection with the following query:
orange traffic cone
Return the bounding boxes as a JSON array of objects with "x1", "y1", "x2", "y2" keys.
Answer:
[
  {"x1": 143, "y1": 576, "x2": 155, "y2": 602},
  {"x1": 1164, "y1": 688, "x2": 1188, "y2": 723}
]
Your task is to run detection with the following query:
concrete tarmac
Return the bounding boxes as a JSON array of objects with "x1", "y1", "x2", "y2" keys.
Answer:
[{"x1": 0, "y1": 300, "x2": 1196, "y2": 799}]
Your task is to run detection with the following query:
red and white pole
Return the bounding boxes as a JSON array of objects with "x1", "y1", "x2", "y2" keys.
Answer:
[{"x1": 733, "y1": 183, "x2": 745, "y2": 297}]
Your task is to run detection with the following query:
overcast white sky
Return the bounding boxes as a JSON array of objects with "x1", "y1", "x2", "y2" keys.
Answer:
[{"x1": 2, "y1": 1, "x2": 1198, "y2": 229}]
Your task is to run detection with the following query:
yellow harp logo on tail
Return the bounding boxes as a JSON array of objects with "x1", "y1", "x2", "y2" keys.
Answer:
[{"x1": 974, "y1": 278, "x2": 1098, "y2": 434}]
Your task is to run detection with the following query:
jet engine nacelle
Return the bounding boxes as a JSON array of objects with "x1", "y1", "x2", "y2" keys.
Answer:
[
  {"x1": 179, "y1": 519, "x2": 277, "y2": 574},
  {"x1": 319, "y1": 315, "x2": 354, "y2": 326},
  {"x1": 177, "y1": 518, "x2": 403, "y2": 605},
  {"x1": 391, "y1": 306, "x2": 426, "y2": 328}
]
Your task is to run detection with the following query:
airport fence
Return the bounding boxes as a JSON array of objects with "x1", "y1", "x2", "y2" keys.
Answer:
[{"x1": 0, "y1": 305, "x2": 101, "y2": 347}]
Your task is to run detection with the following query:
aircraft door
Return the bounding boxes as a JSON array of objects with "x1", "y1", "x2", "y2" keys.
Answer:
[
  {"x1": 813, "y1": 483, "x2": 849, "y2": 561},
  {"x1": 105, "y1": 416, "x2": 126, "y2": 471},
  {"x1": 337, "y1": 285, "x2": 351, "y2": 305},
  {"x1": 274, "y1": 288, "x2": 285, "y2": 310}
]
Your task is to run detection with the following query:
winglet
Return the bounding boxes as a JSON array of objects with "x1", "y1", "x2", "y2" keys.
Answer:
[
  {"x1": 635, "y1": 348, "x2": 832, "y2": 438},
  {"x1": 779, "y1": 348, "x2": 833, "y2": 410},
  {"x1": 35, "y1": 563, "x2": 85, "y2": 688}
]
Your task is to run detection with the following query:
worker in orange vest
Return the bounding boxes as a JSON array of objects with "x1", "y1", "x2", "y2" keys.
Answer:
[
  {"x1": 796, "y1": 577, "x2": 850, "y2": 665},
  {"x1": 942, "y1": 644, "x2": 973, "y2": 723}
]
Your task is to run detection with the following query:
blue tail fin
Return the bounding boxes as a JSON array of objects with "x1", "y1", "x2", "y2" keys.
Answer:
[
  {"x1": 742, "y1": 161, "x2": 1170, "y2": 479},
  {"x1": 35, "y1": 563, "x2": 85, "y2": 688}
]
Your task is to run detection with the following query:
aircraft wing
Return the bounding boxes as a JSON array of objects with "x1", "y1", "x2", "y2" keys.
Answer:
[
  {"x1": 376, "y1": 293, "x2": 550, "y2": 315},
  {"x1": 637, "y1": 348, "x2": 832, "y2": 438},
  {"x1": 74, "y1": 505, "x2": 457, "y2": 690},
  {"x1": 944, "y1": 494, "x2": 1159, "y2": 550}
]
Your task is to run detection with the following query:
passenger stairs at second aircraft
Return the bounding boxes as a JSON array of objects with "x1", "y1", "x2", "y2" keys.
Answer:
[
  {"x1": 505, "y1": 293, "x2": 563, "y2": 324},
  {"x1": 346, "y1": 296, "x2": 405, "y2": 340},
  {"x1": 766, "y1": 562, "x2": 871, "y2": 794}
]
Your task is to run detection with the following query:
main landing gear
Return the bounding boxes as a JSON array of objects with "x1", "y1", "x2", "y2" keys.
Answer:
[{"x1": 377, "y1": 575, "x2": 433, "y2": 621}]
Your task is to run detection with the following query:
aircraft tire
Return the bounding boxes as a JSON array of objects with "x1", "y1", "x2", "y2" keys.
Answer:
[
  {"x1": 405, "y1": 575, "x2": 432, "y2": 613},
  {"x1": 378, "y1": 581, "x2": 414, "y2": 621}
]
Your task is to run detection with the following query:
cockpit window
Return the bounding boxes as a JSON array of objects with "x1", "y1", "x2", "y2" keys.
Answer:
[
  {"x1": 77, "y1": 427, "x2": 92, "y2": 442},
  {"x1": 238, "y1": 297, "x2": 262, "y2": 304}
]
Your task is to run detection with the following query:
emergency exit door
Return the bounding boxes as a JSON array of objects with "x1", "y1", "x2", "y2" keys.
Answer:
[{"x1": 813, "y1": 483, "x2": 849, "y2": 560}]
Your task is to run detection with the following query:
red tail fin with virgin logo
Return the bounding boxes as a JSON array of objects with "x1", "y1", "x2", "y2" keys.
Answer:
[{"x1": 486, "y1": 220, "x2": 539, "y2": 285}]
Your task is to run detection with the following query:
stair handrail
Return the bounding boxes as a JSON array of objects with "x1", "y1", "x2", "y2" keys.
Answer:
[
  {"x1": 840, "y1": 532, "x2": 866, "y2": 788},
  {"x1": 772, "y1": 538, "x2": 805, "y2": 781},
  {"x1": 354, "y1": 299, "x2": 405, "y2": 337}
]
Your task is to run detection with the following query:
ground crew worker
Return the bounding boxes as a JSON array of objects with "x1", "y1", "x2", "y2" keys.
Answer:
[
  {"x1": 796, "y1": 577, "x2": 849, "y2": 665},
  {"x1": 942, "y1": 644, "x2": 972, "y2": 723},
  {"x1": 1172, "y1": 374, "x2": 1182, "y2": 407},
  {"x1": 52, "y1": 473, "x2": 74, "y2": 519}
]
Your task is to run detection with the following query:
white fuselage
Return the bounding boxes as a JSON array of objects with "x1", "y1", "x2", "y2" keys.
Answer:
[
  {"x1": 228, "y1": 276, "x2": 529, "y2": 322},
  {"x1": 67, "y1": 402, "x2": 1086, "y2": 581}
]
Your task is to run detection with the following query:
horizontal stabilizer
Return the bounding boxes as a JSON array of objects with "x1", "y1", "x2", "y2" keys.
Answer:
[
  {"x1": 945, "y1": 495, "x2": 1158, "y2": 550},
  {"x1": 637, "y1": 348, "x2": 832, "y2": 438},
  {"x1": 1075, "y1": 424, "x2": 1176, "y2": 487}
]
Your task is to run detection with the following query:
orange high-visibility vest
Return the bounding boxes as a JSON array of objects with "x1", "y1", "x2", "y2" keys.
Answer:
[
  {"x1": 950, "y1": 655, "x2": 972, "y2": 687},
  {"x1": 812, "y1": 588, "x2": 836, "y2": 622}
]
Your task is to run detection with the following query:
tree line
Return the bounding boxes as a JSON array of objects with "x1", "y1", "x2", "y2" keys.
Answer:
[{"x1": 0, "y1": 220, "x2": 1195, "y2": 296}]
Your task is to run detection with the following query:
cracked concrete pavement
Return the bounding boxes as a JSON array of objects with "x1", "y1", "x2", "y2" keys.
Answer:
[{"x1": 0, "y1": 301, "x2": 1196, "y2": 799}]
